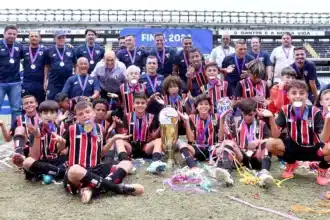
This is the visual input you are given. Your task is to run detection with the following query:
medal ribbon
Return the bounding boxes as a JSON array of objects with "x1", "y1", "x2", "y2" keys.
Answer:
[
  {"x1": 77, "y1": 75, "x2": 89, "y2": 95},
  {"x1": 169, "y1": 95, "x2": 180, "y2": 109},
  {"x1": 234, "y1": 55, "x2": 245, "y2": 74},
  {"x1": 127, "y1": 48, "x2": 137, "y2": 64},
  {"x1": 133, "y1": 113, "x2": 146, "y2": 141},
  {"x1": 55, "y1": 45, "x2": 66, "y2": 62},
  {"x1": 29, "y1": 46, "x2": 41, "y2": 65},
  {"x1": 197, "y1": 115, "x2": 211, "y2": 144},
  {"x1": 183, "y1": 51, "x2": 189, "y2": 67},
  {"x1": 86, "y1": 43, "x2": 95, "y2": 61},
  {"x1": 146, "y1": 74, "x2": 158, "y2": 93},
  {"x1": 78, "y1": 122, "x2": 97, "y2": 136},
  {"x1": 291, "y1": 105, "x2": 309, "y2": 121},
  {"x1": 244, "y1": 120, "x2": 256, "y2": 143},
  {"x1": 156, "y1": 47, "x2": 165, "y2": 66},
  {"x1": 2, "y1": 40, "x2": 14, "y2": 59}
]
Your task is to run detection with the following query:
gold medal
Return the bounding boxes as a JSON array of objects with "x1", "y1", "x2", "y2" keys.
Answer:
[{"x1": 84, "y1": 121, "x2": 93, "y2": 133}]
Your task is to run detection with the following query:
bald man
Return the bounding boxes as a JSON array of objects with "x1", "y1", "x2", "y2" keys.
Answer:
[
  {"x1": 62, "y1": 57, "x2": 100, "y2": 99},
  {"x1": 22, "y1": 31, "x2": 47, "y2": 104},
  {"x1": 91, "y1": 51, "x2": 126, "y2": 98},
  {"x1": 209, "y1": 33, "x2": 235, "y2": 68}
]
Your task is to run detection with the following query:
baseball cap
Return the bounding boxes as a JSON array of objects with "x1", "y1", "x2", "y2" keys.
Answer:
[{"x1": 55, "y1": 30, "x2": 66, "y2": 38}]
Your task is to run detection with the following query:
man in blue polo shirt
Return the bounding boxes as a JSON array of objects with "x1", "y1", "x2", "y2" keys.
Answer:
[
  {"x1": 222, "y1": 39, "x2": 254, "y2": 91},
  {"x1": 44, "y1": 30, "x2": 77, "y2": 100},
  {"x1": 149, "y1": 33, "x2": 175, "y2": 78},
  {"x1": 62, "y1": 57, "x2": 100, "y2": 99},
  {"x1": 173, "y1": 36, "x2": 193, "y2": 83},
  {"x1": 291, "y1": 46, "x2": 319, "y2": 103},
  {"x1": 75, "y1": 29, "x2": 105, "y2": 74},
  {"x1": 248, "y1": 37, "x2": 272, "y2": 81},
  {"x1": 0, "y1": 25, "x2": 24, "y2": 126},
  {"x1": 117, "y1": 35, "x2": 149, "y2": 70},
  {"x1": 22, "y1": 32, "x2": 47, "y2": 104}
]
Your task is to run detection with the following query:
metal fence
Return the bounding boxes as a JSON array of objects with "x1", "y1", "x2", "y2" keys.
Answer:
[{"x1": 1, "y1": 9, "x2": 330, "y2": 26}]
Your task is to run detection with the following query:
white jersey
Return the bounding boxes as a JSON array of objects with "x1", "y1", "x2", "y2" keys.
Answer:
[
  {"x1": 270, "y1": 46, "x2": 295, "y2": 83},
  {"x1": 209, "y1": 45, "x2": 235, "y2": 68}
]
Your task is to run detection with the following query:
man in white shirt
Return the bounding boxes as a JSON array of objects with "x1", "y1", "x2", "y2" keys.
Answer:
[
  {"x1": 91, "y1": 50, "x2": 126, "y2": 98},
  {"x1": 209, "y1": 33, "x2": 235, "y2": 68},
  {"x1": 269, "y1": 32, "x2": 295, "y2": 86}
]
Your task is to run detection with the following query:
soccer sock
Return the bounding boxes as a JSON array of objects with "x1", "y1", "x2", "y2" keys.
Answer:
[
  {"x1": 13, "y1": 134, "x2": 25, "y2": 155},
  {"x1": 106, "y1": 168, "x2": 127, "y2": 184},
  {"x1": 180, "y1": 147, "x2": 196, "y2": 168},
  {"x1": 261, "y1": 155, "x2": 272, "y2": 171},
  {"x1": 118, "y1": 152, "x2": 129, "y2": 161},
  {"x1": 152, "y1": 152, "x2": 162, "y2": 162},
  {"x1": 80, "y1": 170, "x2": 130, "y2": 194},
  {"x1": 103, "y1": 149, "x2": 116, "y2": 163},
  {"x1": 319, "y1": 160, "x2": 330, "y2": 169},
  {"x1": 221, "y1": 145, "x2": 234, "y2": 172},
  {"x1": 29, "y1": 161, "x2": 62, "y2": 176}
]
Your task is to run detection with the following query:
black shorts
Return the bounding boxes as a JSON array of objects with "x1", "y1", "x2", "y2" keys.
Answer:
[
  {"x1": 63, "y1": 163, "x2": 115, "y2": 195},
  {"x1": 130, "y1": 141, "x2": 151, "y2": 159},
  {"x1": 40, "y1": 155, "x2": 68, "y2": 178},
  {"x1": 282, "y1": 138, "x2": 325, "y2": 162},
  {"x1": 193, "y1": 145, "x2": 210, "y2": 161}
]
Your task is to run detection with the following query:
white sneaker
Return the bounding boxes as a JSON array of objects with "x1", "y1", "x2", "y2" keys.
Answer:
[
  {"x1": 213, "y1": 167, "x2": 234, "y2": 186},
  {"x1": 257, "y1": 169, "x2": 274, "y2": 188},
  {"x1": 146, "y1": 161, "x2": 168, "y2": 174},
  {"x1": 129, "y1": 166, "x2": 137, "y2": 175}
]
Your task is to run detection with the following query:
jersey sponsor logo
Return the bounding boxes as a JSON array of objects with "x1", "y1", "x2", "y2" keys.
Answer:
[
  {"x1": 137, "y1": 51, "x2": 141, "y2": 56},
  {"x1": 95, "y1": 50, "x2": 100, "y2": 54},
  {"x1": 88, "y1": 79, "x2": 94, "y2": 84},
  {"x1": 14, "y1": 47, "x2": 19, "y2": 51}
]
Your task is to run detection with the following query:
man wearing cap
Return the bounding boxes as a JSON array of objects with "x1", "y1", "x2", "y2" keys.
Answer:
[
  {"x1": 44, "y1": 30, "x2": 77, "y2": 100},
  {"x1": 0, "y1": 25, "x2": 24, "y2": 126},
  {"x1": 117, "y1": 35, "x2": 149, "y2": 70},
  {"x1": 209, "y1": 33, "x2": 235, "y2": 68},
  {"x1": 91, "y1": 50, "x2": 126, "y2": 99},
  {"x1": 21, "y1": 32, "x2": 47, "y2": 104},
  {"x1": 76, "y1": 29, "x2": 105, "y2": 74}
]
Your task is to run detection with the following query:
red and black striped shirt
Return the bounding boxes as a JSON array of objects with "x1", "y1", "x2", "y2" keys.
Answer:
[
  {"x1": 276, "y1": 104, "x2": 323, "y2": 146},
  {"x1": 120, "y1": 82, "x2": 146, "y2": 115},
  {"x1": 65, "y1": 123, "x2": 104, "y2": 168},
  {"x1": 39, "y1": 123, "x2": 61, "y2": 160},
  {"x1": 124, "y1": 112, "x2": 156, "y2": 143},
  {"x1": 163, "y1": 94, "x2": 186, "y2": 113}
]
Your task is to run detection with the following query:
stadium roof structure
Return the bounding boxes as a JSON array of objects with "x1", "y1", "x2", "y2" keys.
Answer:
[{"x1": 1, "y1": 8, "x2": 330, "y2": 29}]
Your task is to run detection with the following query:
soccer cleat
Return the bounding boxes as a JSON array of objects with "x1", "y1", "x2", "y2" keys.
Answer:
[
  {"x1": 281, "y1": 161, "x2": 299, "y2": 179},
  {"x1": 316, "y1": 168, "x2": 329, "y2": 186},
  {"x1": 257, "y1": 169, "x2": 274, "y2": 188},
  {"x1": 12, "y1": 153, "x2": 25, "y2": 168},
  {"x1": 146, "y1": 161, "x2": 168, "y2": 174},
  {"x1": 213, "y1": 167, "x2": 234, "y2": 186},
  {"x1": 80, "y1": 187, "x2": 93, "y2": 204},
  {"x1": 119, "y1": 184, "x2": 144, "y2": 195}
]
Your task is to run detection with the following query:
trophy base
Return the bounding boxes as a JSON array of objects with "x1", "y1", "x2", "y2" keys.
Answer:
[{"x1": 166, "y1": 159, "x2": 176, "y2": 171}]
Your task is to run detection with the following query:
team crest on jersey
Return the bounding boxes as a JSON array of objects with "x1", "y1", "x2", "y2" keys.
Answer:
[
  {"x1": 1, "y1": 48, "x2": 5, "y2": 51},
  {"x1": 308, "y1": 117, "x2": 313, "y2": 127},
  {"x1": 304, "y1": 70, "x2": 308, "y2": 76},
  {"x1": 39, "y1": 51, "x2": 43, "y2": 56},
  {"x1": 25, "y1": 52, "x2": 29, "y2": 55},
  {"x1": 52, "y1": 54, "x2": 56, "y2": 57},
  {"x1": 212, "y1": 117, "x2": 217, "y2": 126},
  {"x1": 14, "y1": 47, "x2": 19, "y2": 51},
  {"x1": 258, "y1": 57, "x2": 264, "y2": 62},
  {"x1": 156, "y1": 81, "x2": 161, "y2": 86},
  {"x1": 95, "y1": 50, "x2": 100, "y2": 54},
  {"x1": 66, "y1": 52, "x2": 71, "y2": 57},
  {"x1": 166, "y1": 53, "x2": 170, "y2": 58},
  {"x1": 88, "y1": 79, "x2": 94, "y2": 84},
  {"x1": 74, "y1": 81, "x2": 78, "y2": 84},
  {"x1": 137, "y1": 51, "x2": 141, "y2": 56},
  {"x1": 97, "y1": 134, "x2": 102, "y2": 142}
]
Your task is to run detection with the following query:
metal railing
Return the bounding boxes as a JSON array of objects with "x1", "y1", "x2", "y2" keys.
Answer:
[{"x1": 1, "y1": 9, "x2": 330, "y2": 26}]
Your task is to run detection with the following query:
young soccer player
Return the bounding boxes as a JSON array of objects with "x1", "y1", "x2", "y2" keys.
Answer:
[
  {"x1": 268, "y1": 67, "x2": 297, "y2": 114},
  {"x1": 120, "y1": 65, "x2": 146, "y2": 115},
  {"x1": 259, "y1": 80, "x2": 330, "y2": 186},
  {"x1": 63, "y1": 101, "x2": 144, "y2": 203},
  {"x1": 115, "y1": 92, "x2": 168, "y2": 174},
  {"x1": 22, "y1": 100, "x2": 67, "y2": 180},
  {"x1": 215, "y1": 98, "x2": 274, "y2": 187},
  {"x1": 200, "y1": 62, "x2": 232, "y2": 114},
  {"x1": 234, "y1": 60, "x2": 269, "y2": 108},
  {"x1": 176, "y1": 94, "x2": 221, "y2": 171},
  {"x1": 162, "y1": 75, "x2": 186, "y2": 113},
  {"x1": 0, "y1": 95, "x2": 39, "y2": 167},
  {"x1": 318, "y1": 89, "x2": 330, "y2": 118}
]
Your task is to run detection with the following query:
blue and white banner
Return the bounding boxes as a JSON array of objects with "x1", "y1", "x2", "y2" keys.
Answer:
[{"x1": 120, "y1": 28, "x2": 213, "y2": 54}]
